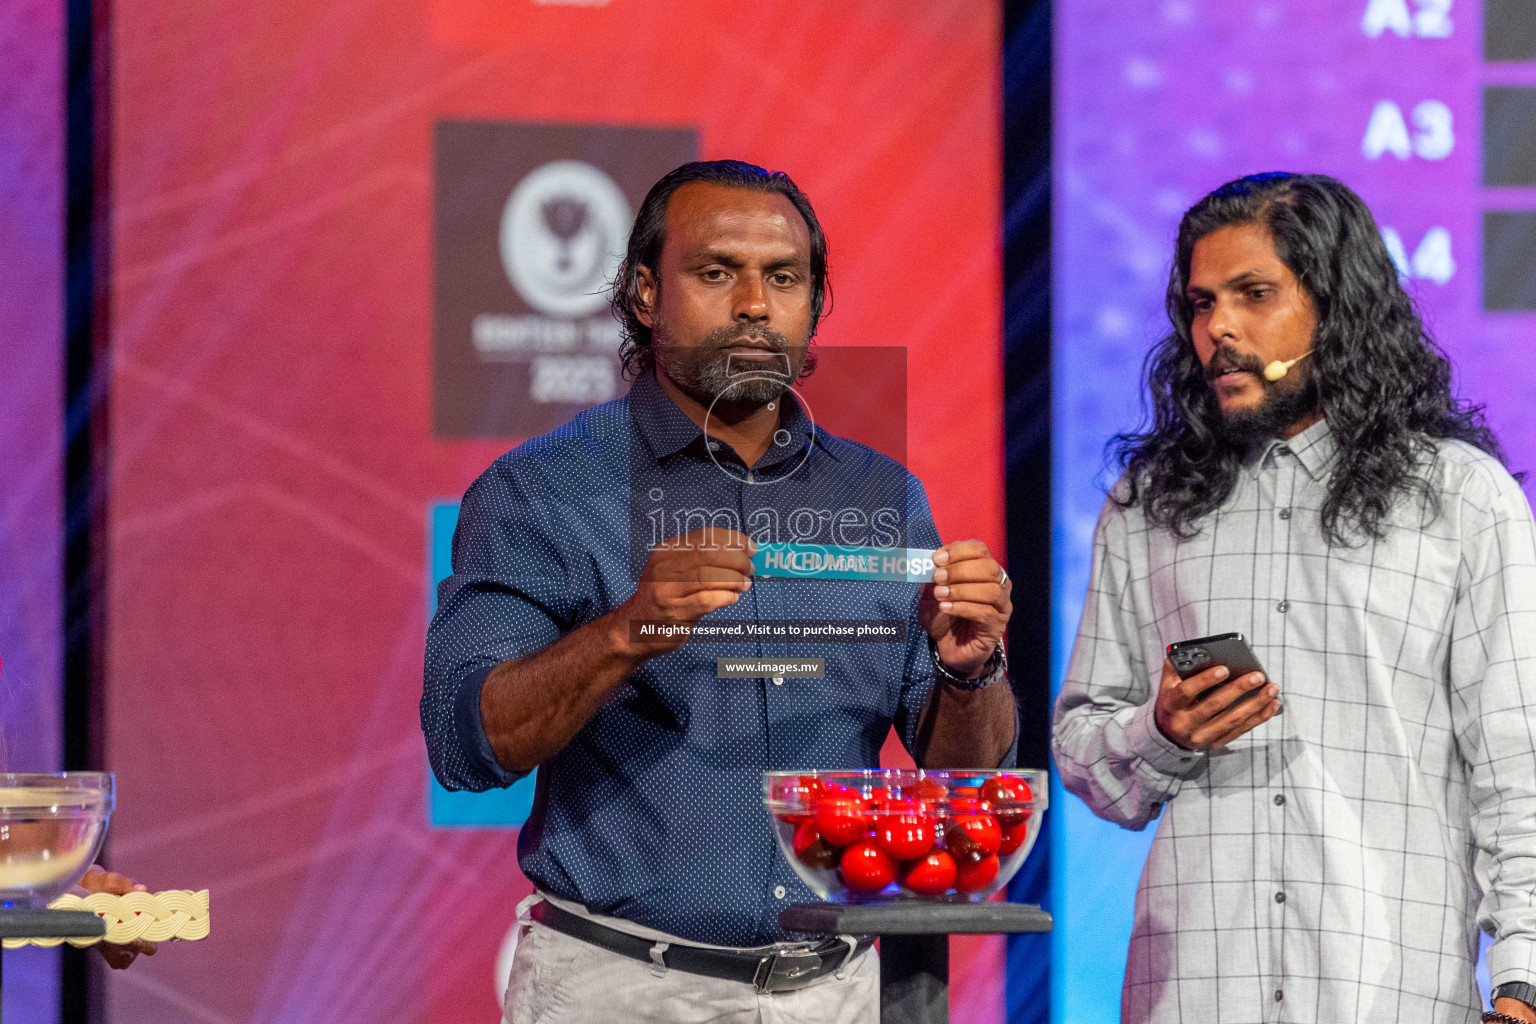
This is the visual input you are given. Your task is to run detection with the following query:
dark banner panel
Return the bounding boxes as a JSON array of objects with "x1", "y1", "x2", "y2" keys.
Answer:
[{"x1": 433, "y1": 121, "x2": 698, "y2": 436}]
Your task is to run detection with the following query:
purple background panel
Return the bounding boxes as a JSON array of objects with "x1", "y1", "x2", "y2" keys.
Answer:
[
  {"x1": 0, "y1": 0, "x2": 65, "y2": 1020},
  {"x1": 1056, "y1": 2, "x2": 1536, "y2": 1022}
]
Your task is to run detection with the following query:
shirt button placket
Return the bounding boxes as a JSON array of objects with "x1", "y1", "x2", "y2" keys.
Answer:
[
  {"x1": 1272, "y1": 452, "x2": 1292, "y2": 1010},
  {"x1": 1260, "y1": 632, "x2": 1288, "y2": 1024},
  {"x1": 1251, "y1": 463, "x2": 1285, "y2": 1013}
]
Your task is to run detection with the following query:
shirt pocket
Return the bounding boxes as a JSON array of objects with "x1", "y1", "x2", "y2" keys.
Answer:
[{"x1": 1319, "y1": 527, "x2": 1458, "y2": 677}]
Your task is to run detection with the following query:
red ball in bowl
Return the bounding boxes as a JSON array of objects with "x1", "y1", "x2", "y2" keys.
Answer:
[
  {"x1": 771, "y1": 775, "x2": 824, "y2": 825},
  {"x1": 903, "y1": 779, "x2": 948, "y2": 805},
  {"x1": 875, "y1": 807, "x2": 933, "y2": 861},
  {"x1": 900, "y1": 850, "x2": 958, "y2": 896},
  {"x1": 945, "y1": 813, "x2": 1002, "y2": 864},
  {"x1": 793, "y1": 820, "x2": 839, "y2": 871},
  {"x1": 998, "y1": 821, "x2": 1031, "y2": 857},
  {"x1": 840, "y1": 840, "x2": 897, "y2": 893},
  {"x1": 981, "y1": 776, "x2": 1033, "y2": 829},
  {"x1": 816, "y1": 796, "x2": 870, "y2": 848},
  {"x1": 955, "y1": 853, "x2": 1000, "y2": 893}
]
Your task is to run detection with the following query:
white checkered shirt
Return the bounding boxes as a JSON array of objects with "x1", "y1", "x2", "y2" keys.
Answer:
[{"x1": 1053, "y1": 419, "x2": 1536, "y2": 1023}]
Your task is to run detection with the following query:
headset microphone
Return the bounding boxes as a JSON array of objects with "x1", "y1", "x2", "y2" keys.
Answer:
[{"x1": 1263, "y1": 350, "x2": 1313, "y2": 382}]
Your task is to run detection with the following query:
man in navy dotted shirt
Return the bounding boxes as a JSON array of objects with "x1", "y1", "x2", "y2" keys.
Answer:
[{"x1": 424, "y1": 160, "x2": 1018, "y2": 1023}]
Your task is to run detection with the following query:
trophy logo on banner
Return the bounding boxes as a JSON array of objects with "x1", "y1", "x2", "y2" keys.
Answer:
[
  {"x1": 434, "y1": 121, "x2": 698, "y2": 438},
  {"x1": 499, "y1": 160, "x2": 630, "y2": 320}
]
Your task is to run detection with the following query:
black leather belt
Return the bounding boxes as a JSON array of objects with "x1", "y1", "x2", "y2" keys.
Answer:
[{"x1": 529, "y1": 899, "x2": 871, "y2": 993}]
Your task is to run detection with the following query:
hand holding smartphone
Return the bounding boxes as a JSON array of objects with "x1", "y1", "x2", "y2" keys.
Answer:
[
  {"x1": 1168, "y1": 633, "x2": 1266, "y2": 698},
  {"x1": 1155, "y1": 632, "x2": 1281, "y2": 751}
]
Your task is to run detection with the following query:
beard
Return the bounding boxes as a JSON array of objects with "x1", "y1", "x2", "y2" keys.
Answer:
[
  {"x1": 652, "y1": 319, "x2": 807, "y2": 407},
  {"x1": 1207, "y1": 344, "x2": 1320, "y2": 451}
]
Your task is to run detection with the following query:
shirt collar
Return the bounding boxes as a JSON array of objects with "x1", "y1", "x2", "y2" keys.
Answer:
[
  {"x1": 629, "y1": 370, "x2": 702, "y2": 460},
  {"x1": 628, "y1": 370, "x2": 832, "y2": 466},
  {"x1": 1257, "y1": 416, "x2": 1337, "y2": 480}
]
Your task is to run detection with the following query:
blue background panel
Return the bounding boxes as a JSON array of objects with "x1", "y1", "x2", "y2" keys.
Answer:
[{"x1": 428, "y1": 500, "x2": 537, "y2": 828}]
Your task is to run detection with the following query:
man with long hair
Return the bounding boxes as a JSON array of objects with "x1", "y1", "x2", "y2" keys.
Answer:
[{"x1": 1053, "y1": 172, "x2": 1536, "y2": 1023}]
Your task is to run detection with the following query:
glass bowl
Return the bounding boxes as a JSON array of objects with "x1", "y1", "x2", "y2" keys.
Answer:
[
  {"x1": 764, "y1": 769, "x2": 1046, "y2": 903},
  {"x1": 0, "y1": 772, "x2": 115, "y2": 907}
]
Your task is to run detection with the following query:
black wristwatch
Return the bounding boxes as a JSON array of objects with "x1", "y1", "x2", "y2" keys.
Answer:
[{"x1": 1494, "y1": 981, "x2": 1536, "y2": 1009}]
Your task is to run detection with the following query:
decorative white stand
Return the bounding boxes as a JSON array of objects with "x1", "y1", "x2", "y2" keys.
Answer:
[
  {"x1": 2, "y1": 890, "x2": 210, "y2": 948},
  {"x1": 0, "y1": 890, "x2": 210, "y2": 1022}
]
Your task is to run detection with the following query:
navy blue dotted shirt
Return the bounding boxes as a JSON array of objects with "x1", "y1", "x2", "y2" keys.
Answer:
[{"x1": 422, "y1": 371, "x2": 1018, "y2": 946}]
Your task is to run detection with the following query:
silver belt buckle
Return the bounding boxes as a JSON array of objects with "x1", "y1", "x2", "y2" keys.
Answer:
[{"x1": 753, "y1": 949, "x2": 824, "y2": 992}]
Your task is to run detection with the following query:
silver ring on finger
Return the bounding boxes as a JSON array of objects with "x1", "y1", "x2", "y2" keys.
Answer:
[{"x1": 998, "y1": 568, "x2": 1009, "y2": 586}]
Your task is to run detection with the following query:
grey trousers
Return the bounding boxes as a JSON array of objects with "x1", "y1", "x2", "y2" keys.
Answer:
[{"x1": 500, "y1": 914, "x2": 879, "y2": 1024}]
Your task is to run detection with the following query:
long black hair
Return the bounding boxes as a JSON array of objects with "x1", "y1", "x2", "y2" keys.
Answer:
[
  {"x1": 610, "y1": 160, "x2": 831, "y2": 379},
  {"x1": 1112, "y1": 172, "x2": 1510, "y2": 545}
]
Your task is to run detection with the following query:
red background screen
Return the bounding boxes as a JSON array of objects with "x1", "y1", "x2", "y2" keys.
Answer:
[{"x1": 104, "y1": 2, "x2": 1005, "y2": 1019}]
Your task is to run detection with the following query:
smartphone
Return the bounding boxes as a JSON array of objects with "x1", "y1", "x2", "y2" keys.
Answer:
[{"x1": 1166, "y1": 632, "x2": 1269, "y2": 703}]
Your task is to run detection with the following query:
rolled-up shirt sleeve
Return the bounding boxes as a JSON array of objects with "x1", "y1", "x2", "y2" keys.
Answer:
[
  {"x1": 422, "y1": 457, "x2": 590, "y2": 792},
  {"x1": 1452, "y1": 468, "x2": 1536, "y2": 988},
  {"x1": 1053, "y1": 494, "x2": 1205, "y2": 831}
]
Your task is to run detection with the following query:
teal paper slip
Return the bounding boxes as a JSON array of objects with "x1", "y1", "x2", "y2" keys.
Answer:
[{"x1": 751, "y1": 543, "x2": 936, "y2": 583}]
